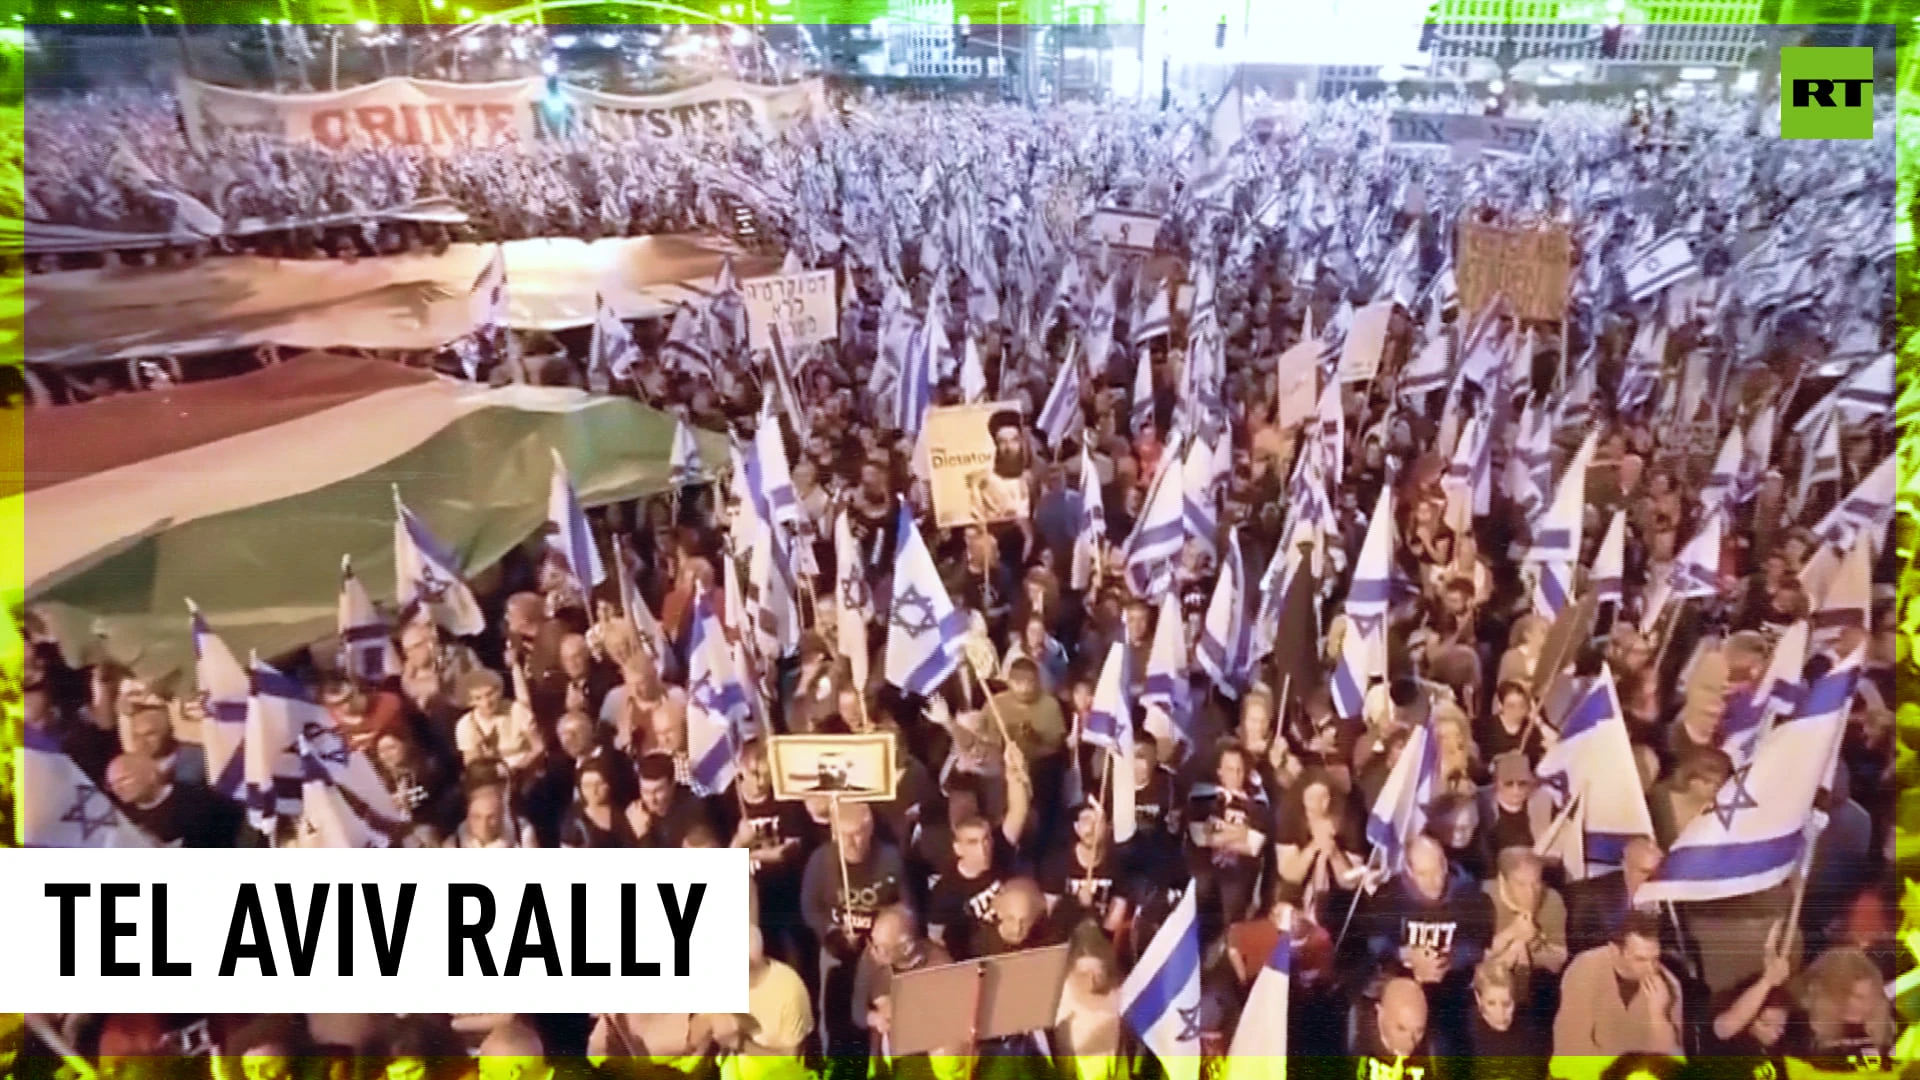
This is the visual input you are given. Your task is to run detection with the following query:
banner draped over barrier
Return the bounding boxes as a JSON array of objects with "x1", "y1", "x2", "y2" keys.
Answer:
[{"x1": 176, "y1": 75, "x2": 828, "y2": 155}]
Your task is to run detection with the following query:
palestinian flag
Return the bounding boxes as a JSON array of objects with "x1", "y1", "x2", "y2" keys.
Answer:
[{"x1": 19, "y1": 351, "x2": 720, "y2": 686}]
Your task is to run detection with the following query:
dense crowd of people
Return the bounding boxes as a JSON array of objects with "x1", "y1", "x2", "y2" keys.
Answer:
[{"x1": 13, "y1": 63, "x2": 1918, "y2": 1080}]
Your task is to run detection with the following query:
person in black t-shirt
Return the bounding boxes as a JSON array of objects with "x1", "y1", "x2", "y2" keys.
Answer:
[
  {"x1": 724, "y1": 740, "x2": 821, "y2": 968},
  {"x1": 1037, "y1": 799, "x2": 1128, "y2": 938},
  {"x1": 1707, "y1": 954, "x2": 1793, "y2": 1080},
  {"x1": 925, "y1": 815, "x2": 1011, "y2": 960},
  {"x1": 1185, "y1": 744, "x2": 1271, "y2": 935}
]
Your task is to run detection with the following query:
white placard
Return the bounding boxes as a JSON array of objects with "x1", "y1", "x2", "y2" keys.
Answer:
[
  {"x1": 1087, "y1": 209, "x2": 1162, "y2": 253},
  {"x1": 740, "y1": 269, "x2": 838, "y2": 352},
  {"x1": 0, "y1": 848, "x2": 750, "y2": 1014}
]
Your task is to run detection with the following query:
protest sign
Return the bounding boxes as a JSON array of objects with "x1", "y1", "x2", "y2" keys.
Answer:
[
  {"x1": 739, "y1": 269, "x2": 837, "y2": 352},
  {"x1": 924, "y1": 402, "x2": 1031, "y2": 529},
  {"x1": 768, "y1": 734, "x2": 898, "y2": 803},
  {"x1": 565, "y1": 78, "x2": 826, "y2": 141},
  {"x1": 1454, "y1": 221, "x2": 1573, "y2": 323},
  {"x1": 1086, "y1": 209, "x2": 1161, "y2": 253},
  {"x1": 1339, "y1": 301, "x2": 1396, "y2": 384},
  {"x1": 177, "y1": 75, "x2": 825, "y2": 156},
  {"x1": 1274, "y1": 345, "x2": 1319, "y2": 430},
  {"x1": 1387, "y1": 111, "x2": 1541, "y2": 158},
  {"x1": 177, "y1": 75, "x2": 545, "y2": 155}
]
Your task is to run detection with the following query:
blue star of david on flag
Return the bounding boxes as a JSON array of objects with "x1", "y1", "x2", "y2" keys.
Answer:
[
  {"x1": 891, "y1": 585, "x2": 937, "y2": 637},
  {"x1": 841, "y1": 574, "x2": 869, "y2": 613},
  {"x1": 1175, "y1": 1004, "x2": 1204, "y2": 1043},
  {"x1": 415, "y1": 565, "x2": 451, "y2": 604},
  {"x1": 1709, "y1": 765, "x2": 1762, "y2": 830},
  {"x1": 301, "y1": 722, "x2": 351, "y2": 767},
  {"x1": 61, "y1": 784, "x2": 121, "y2": 843}
]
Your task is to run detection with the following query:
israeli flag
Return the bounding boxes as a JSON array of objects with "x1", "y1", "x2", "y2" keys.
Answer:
[
  {"x1": 1181, "y1": 431, "x2": 1224, "y2": 562},
  {"x1": 835, "y1": 508, "x2": 873, "y2": 695},
  {"x1": 393, "y1": 489, "x2": 484, "y2": 638},
  {"x1": 1811, "y1": 536, "x2": 1872, "y2": 646},
  {"x1": 748, "y1": 517, "x2": 802, "y2": 662},
  {"x1": 296, "y1": 776, "x2": 390, "y2": 849},
  {"x1": 337, "y1": 558, "x2": 397, "y2": 686},
  {"x1": 1592, "y1": 511, "x2": 1628, "y2": 612},
  {"x1": 1315, "y1": 373, "x2": 1344, "y2": 489},
  {"x1": 883, "y1": 500, "x2": 969, "y2": 696},
  {"x1": 748, "y1": 404, "x2": 803, "y2": 532},
  {"x1": 590, "y1": 294, "x2": 640, "y2": 386},
  {"x1": 1197, "y1": 526, "x2": 1256, "y2": 700},
  {"x1": 470, "y1": 244, "x2": 510, "y2": 330},
  {"x1": 190, "y1": 600, "x2": 250, "y2": 801},
  {"x1": 1036, "y1": 351, "x2": 1084, "y2": 450},
  {"x1": 1071, "y1": 442, "x2": 1107, "y2": 592},
  {"x1": 252, "y1": 662, "x2": 406, "y2": 829},
  {"x1": 1364, "y1": 720, "x2": 1439, "y2": 872},
  {"x1": 243, "y1": 656, "x2": 307, "y2": 833},
  {"x1": 1813, "y1": 456, "x2": 1894, "y2": 551},
  {"x1": 1085, "y1": 274, "x2": 1120, "y2": 378},
  {"x1": 1722, "y1": 621, "x2": 1808, "y2": 768},
  {"x1": 687, "y1": 588, "x2": 752, "y2": 797},
  {"x1": 1132, "y1": 346, "x2": 1157, "y2": 437},
  {"x1": 1399, "y1": 331, "x2": 1451, "y2": 401},
  {"x1": 1636, "y1": 648, "x2": 1862, "y2": 905},
  {"x1": 1697, "y1": 426, "x2": 1745, "y2": 518},
  {"x1": 669, "y1": 416, "x2": 705, "y2": 488},
  {"x1": 1834, "y1": 352, "x2": 1893, "y2": 420},
  {"x1": 1124, "y1": 433, "x2": 1187, "y2": 600},
  {"x1": 1528, "y1": 432, "x2": 1597, "y2": 620},
  {"x1": 1225, "y1": 908, "x2": 1292, "y2": 1080},
  {"x1": 893, "y1": 306, "x2": 939, "y2": 435},
  {"x1": 1534, "y1": 665, "x2": 1656, "y2": 876},
  {"x1": 547, "y1": 448, "x2": 607, "y2": 589},
  {"x1": 614, "y1": 540, "x2": 672, "y2": 673},
  {"x1": 1641, "y1": 510, "x2": 1723, "y2": 632},
  {"x1": 1135, "y1": 281, "x2": 1172, "y2": 346},
  {"x1": 1119, "y1": 883, "x2": 1205, "y2": 1080},
  {"x1": 21, "y1": 726, "x2": 156, "y2": 848},
  {"x1": 1083, "y1": 642, "x2": 1137, "y2": 843},
  {"x1": 1738, "y1": 404, "x2": 1776, "y2": 505},
  {"x1": 1141, "y1": 592, "x2": 1194, "y2": 754},
  {"x1": 1623, "y1": 231, "x2": 1698, "y2": 303}
]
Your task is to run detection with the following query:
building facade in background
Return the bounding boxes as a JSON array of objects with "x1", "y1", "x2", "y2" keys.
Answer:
[{"x1": 1425, "y1": 0, "x2": 1762, "y2": 81}]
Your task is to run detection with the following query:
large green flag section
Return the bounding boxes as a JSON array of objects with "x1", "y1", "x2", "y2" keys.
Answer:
[{"x1": 24, "y1": 353, "x2": 721, "y2": 687}]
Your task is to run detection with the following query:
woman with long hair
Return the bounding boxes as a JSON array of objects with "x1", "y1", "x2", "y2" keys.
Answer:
[
  {"x1": 1794, "y1": 947, "x2": 1897, "y2": 1071},
  {"x1": 1272, "y1": 767, "x2": 1364, "y2": 903}
]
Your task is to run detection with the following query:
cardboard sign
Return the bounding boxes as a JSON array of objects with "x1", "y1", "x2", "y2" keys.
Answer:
[
  {"x1": 924, "y1": 402, "x2": 1032, "y2": 529},
  {"x1": 1387, "y1": 111, "x2": 1541, "y2": 158},
  {"x1": 1086, "y1": 209, "x2": 1162, "y2": 253},
  {"x1": 1339, "y1": 300, "x2": 1396, "y2": 384},
  {"x1": 1455, "y1": 221, "x2": 1573, "y2": 323},
  {"x1": 739, "y1": 269, "x2": 837, "y2": 352},
  {"x1": 767, "y1": 734, "x2": 898, "y2": 803},
  {"x1": 890, "y1": 945, "x2": 1073, "y2": 1057}
]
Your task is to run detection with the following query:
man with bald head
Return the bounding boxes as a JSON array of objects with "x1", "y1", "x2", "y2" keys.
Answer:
[
  {"x1": 853, "y1": 906, "x2": 951, "y2": 1055},
  {"x1": 1348, "y1": 977, "x2": 1434, "y2": 1080},
  {"x1": 106, "y1": 752, "x2": 236, "y2": 847},
  {"x1": 1361, "y1": 834, "x2": 1491, "y2": 1061}
]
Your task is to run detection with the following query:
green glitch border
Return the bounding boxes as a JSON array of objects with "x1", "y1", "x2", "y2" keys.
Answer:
[{"x1": 0, "y1": 2, "x2": 1914, "y2": 1076}]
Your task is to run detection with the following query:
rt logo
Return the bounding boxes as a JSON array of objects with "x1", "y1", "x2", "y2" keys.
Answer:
[{"x1": 1780, "y1": 47, "x2": 1874, "y2": 139}]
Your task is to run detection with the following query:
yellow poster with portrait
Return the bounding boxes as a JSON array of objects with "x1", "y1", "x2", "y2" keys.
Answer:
[{"x1": 923, "y1": 402, "x2": 1032, "y2": 529}]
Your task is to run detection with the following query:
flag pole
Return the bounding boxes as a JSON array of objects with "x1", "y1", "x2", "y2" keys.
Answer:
[{"x1": 1087, "y1": 753, "x2": 1113, "y2": 898}]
